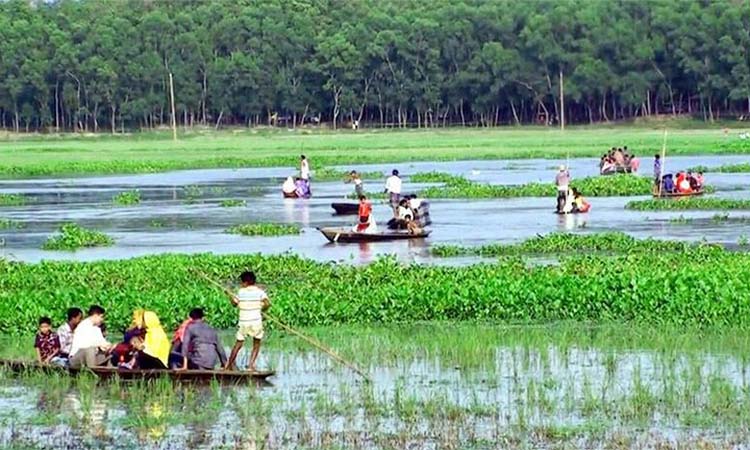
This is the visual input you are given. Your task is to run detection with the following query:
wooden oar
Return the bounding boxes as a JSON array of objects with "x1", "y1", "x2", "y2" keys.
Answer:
[{"x1": 193, "y1": 270, "x2": 371, "y2": 383}]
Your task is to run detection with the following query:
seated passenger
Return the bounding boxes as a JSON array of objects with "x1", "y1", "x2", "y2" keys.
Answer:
[
  {"x1": 169, "y1": 314, "x2": 194, "y2": 369},
  {"x1": 282, "y1": 176, "x2": 296, "y2": 196},
  {"x1": 135, "y1": 311, "x2": 170, "y2": 370},
  {"x1": 696, "y1": 171, "x2": 705, "y2": 189},
  {"x1": 354, "y1": 195, "x2": 377, "y2": 233},
  {"x1": 69, "y1": 305, "x2": 112, "y2": 369},
  {"x1": 111, "y1": 309, "x2": 147, "y2": 366},
  {"x1": 662, "y1": 174, "x2": 675, "y2": 193},
  {"x1": 392, "y1": 199, "x2": 418, "y2": 232},
  {"x1": 676, "y1": 172, "x2": 692, "y2": 193},
  {"x1": 180, "y1": 308, "x2": 227, "y2": 370},
  {"x1": 571, "y1": 188, "x2": 591, "y2": 213},
  {"x1": 294, "y1": 177, "x2": 306, "y2": 198},
  {"x1": 35, "y1": 317, "x2": 61, "y2": 365},
  {"x1": 55, "y1": 307, "x2": 83, "y2": 367}
]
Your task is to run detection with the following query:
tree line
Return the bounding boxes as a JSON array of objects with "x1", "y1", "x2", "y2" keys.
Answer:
[{"x1": 1, "y1": 0, "x2": 750, "y2": 132}]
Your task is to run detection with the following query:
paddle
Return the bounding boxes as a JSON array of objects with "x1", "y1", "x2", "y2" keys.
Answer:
[{"x1": 194, "y1": 270, "x2": 372, "y2": 383}]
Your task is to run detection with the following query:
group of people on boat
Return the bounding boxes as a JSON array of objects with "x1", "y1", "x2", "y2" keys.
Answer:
[
  {"x1": 653, "y1": 155, "x2": 704, "y2": 195},
  {"x1": 33, "y1": 271, "x2": 270, "y2": 372},
  {"x1": 282, "y1": 155, "x2": 312, "y2": 198},
  {"x1": 600, "y1": 146, "x2": 640, "y2": 175},
  {"x1": 555, "y1": 165, "x2": 591, "y2": 214},
  {"x1": 350, "y1": 169, "x2": 429, "y2": 234}
]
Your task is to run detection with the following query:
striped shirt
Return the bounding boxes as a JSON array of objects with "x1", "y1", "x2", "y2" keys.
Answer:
[{"x1": 236, "y1": 286, "x2": 268, "y2": 326}]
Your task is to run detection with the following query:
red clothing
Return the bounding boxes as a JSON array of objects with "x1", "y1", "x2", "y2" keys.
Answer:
[
  {"x1": 358, "y1": 202, "x2": 371, "y2": 218},
  {"x1": 34, "y1": 332, "x2": 60, "y2": 361}
]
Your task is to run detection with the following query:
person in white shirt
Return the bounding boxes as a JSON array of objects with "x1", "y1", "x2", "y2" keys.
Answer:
[
  {"x1": 69, "y1": 305, "x2": 112, "y2": 369},
  {"x1": 384, "y1": 169, "x2": 402, "y2": 210},
  {"x1": 56, "y1": 307, "x2": 83, "y2": 361},
  {"x1": 224, "y1": 271, "x2": 271, "y2": 372},
  {"x1": 299, "y1": 155, "x2": 311, "y2": 197}
]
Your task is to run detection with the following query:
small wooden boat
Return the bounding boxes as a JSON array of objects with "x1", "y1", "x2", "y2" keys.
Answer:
[
  {"x1": 0, "y1": 359, "x2": 274, "y2": 383},
  {"x1": 600, "y1": 166, "x2": 633, "y2": 176},
  {"x1": 318, "y1": 227, "x2": 431, "y2": 243},
  {"x1": 331, "y1": 202, "x2": 359, "y2": 215},
  {"x1": 283, "y1": 192, "x2": 298, "y2": 198}
]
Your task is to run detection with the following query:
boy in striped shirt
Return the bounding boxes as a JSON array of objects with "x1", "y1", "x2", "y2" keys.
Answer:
[{"x1": 224, "y1": 271, "x2": 270, "y2": 372}]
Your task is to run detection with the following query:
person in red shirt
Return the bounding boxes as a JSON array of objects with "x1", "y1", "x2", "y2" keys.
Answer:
[{"x1": 356, "y1": 195, "x2": 373, "y2": 232}]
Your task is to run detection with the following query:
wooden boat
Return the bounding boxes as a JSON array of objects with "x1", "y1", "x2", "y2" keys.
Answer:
[
  {"x1": 652, "y1": 190, "x2": 705, "y2": 198},
  {"x1": 283, "y1": 192, "x2": 298, "y2": 198},
  {"x1": 318, "y1": 226, "x2": 431, "y2": 243},
  {"x1": 331, "y1": 202, "x2": 359, "y2": 215},
  {"x1": 0, "y1": 359, "x2": 274, "y2": 383},
  {"x1": 600, "y1": 166, "x2": 632, "y2": 176}
]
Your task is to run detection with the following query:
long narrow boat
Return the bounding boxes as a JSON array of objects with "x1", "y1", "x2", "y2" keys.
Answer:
[
  {"x1": 0, "y1": 359, "x2": 274, "y2": 383},
  {"x1": 318, "y1": 227, "x2": 431, "y2": 243},
  {"x1": 331, "y1": 202, "x2": 359, "y2": 215}
]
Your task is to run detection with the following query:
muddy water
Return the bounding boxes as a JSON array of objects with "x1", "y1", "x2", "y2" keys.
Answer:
[
  {"x1": 0, "y1": 328, "x2": 748, "y2": 449},
  {"x1": 1, "y1": 156, "x2": 749, "y2": 264}
]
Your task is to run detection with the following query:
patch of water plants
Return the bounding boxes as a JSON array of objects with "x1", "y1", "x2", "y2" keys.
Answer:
[
  {"x1": 430, "y1": 232, "x2": 699, "y2": 257},
  {"x1": 1, "y1": 241, "x2": 749, "y2": 334},
  {"x1": 314, "y1": 167, "x2": 383, "y2": 181},
  {"x1": 0, "y1": 219, "x2": 23, "y2": 230},
  {"x1": 219, "y1": 199, "x2": 246, "y2": 207},
  {"x1": 413, "y1": 172, "x2": 655, "y2": 198},
  {"x1": 111, "y1": 190, "x2": 141, "y2": 206},
  {"x1": 627, "y1": 198, "x2": 750, "y2": 211},
  {"x1": 0, "y1": 194, "x2": 26, "y2": 207},
  {"x1": 687, "y1": 163, "x2": 750, "y2": 173},
  {"x1": 226, "y1": 223, "x2": 301, "y2": 236},
  {"x1": 41, "y1": 223, "x2": 114, "y2": 251}
]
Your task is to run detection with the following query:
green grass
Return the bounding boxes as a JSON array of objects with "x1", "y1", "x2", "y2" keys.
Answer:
[
  {"x1": 313, "y1": 167, "x2": 383, "y2": 181},
  {"x1": 626, "y1": 198, "x2": 750, "y2": 211},
  {"x1": 0, "y1": 194, "x2": 26, "y2": 206},
  {"x1": 0, "y1": 126, "x2": 745, "y2": 178},
  {"x1": 416, "y1": 172, "x2": 655, "y2": 198},
  {"x1": 111, "y1": 190, "x2": 141, "y2": 206},
  {"x1": 0, "y1": 219, "x2": 23, "y2": 229},
  {"x1": 225, "y1": 223, "x2": 301, "y2": 236},
  {"x1": 219, "y1": 199, "x2": 246, "y2": 207},
  {"x1": 41, "y1": 223, "x2": 114, "y2": 251},
  {"x1": 687, "y1": 163, "x2": 750, "y2": 173}
]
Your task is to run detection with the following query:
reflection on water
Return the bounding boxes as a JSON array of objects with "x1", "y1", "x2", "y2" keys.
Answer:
[{"x1": 1, "y1": 156, "x2": 750, "y2": 264}]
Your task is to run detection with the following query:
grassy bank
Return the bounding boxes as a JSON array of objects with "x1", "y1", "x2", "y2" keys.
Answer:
[
  {"x1": 626, "y1": 198, "x2": 750, "y2": 210},
  {"x1": 0, "y1": 126, "x2": 745, "y2": 178},
  {"x1": 1, "y1": 241, "x2": 749, "y2": 334}
]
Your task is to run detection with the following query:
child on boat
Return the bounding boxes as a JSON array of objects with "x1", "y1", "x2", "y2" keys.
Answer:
[
  {"x1": 355, "y1": 195, "x2": 377, "y2": 233},
  {"x1": 35, "y1": 317, "x2": 61, "y2": 365},
  {"x1": 225, "y1": 271, "x2": 270, "y2": 372}
]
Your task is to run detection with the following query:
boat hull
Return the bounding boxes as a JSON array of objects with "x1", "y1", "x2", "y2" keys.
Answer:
[
  {"x1": 318, "y1": 227, "x2": 431, "y2": 243},
  {"x1": 331, "y1": 202, "x2": 359, "y2": 215}
]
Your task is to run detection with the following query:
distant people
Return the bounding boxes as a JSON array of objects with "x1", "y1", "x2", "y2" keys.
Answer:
[
  {"x1": 676, "y1": 172, "x2": 692, "y2": 193},
  {"x1": 613, "y1": 148, "x2": 625, "y2": 166},
  {"x1": 138, "y1": 311, "x2": 170, "y2": 370},
  {"x1": 300, "y1": 155, "x2": 311, "y2": 195},
  {"x1": 384, "y1": 169, "x2": 402, "y2": 210},
  {"x1": 35, "y1": 317, "x2": 61, "y2": 365},
  {"x1": 282, "y1": 176, "x2": 296, "y2": 197},
  {"x1": 225, "y1": 271, "x2": 270, "y2": 372},
  {"x1": 355, "y1": 195, "x2": 376, "y2": 233},
  {"x1": 69, "y1": 305, "x2": 112, "y2": 369},
  {"x1": 179, "y1": 308, "x2": 227, "y2": 370},
  {"x1": 56, "y1": 307, "x2": 83, "y2": 365},
  {"x1": 572, "y1": 188, "x2": 591, "y2": 213},
  {"x1": 347, "y1": 170, "x2": 365, "y2": 197},
  {"x1": 653, "y1": 154, "x2": 661, "y2": 182},
  {"x1": 294, "y1": 177, "x2": 310, "y2": 198},
  {"x1": 555, "y1": 165, "x2": 570, "y2": 213},
  {"x1": 695, "y1": 171, "x2": 705, "y2": 189}
]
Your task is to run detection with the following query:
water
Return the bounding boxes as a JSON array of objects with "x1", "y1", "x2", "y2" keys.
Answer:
[{"x1": 1, "y1": 156, "x2": 749, "y2": 264}]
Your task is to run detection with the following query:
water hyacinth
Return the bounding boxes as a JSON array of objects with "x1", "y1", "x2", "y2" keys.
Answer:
[
  {"x1": 626, "y1": 198, "x2": 750, "y2": 211},
  {"x1": 41, "y1": 223, "x2": 114, "y2": 251},
  {"x1": 226, "y1": 223, "x2": 301, "y2": 236},
  {"x1": 112, "y1": 190, "x2": 142, "y2": 206},
  {"x1": 0, "y1": 193, "x2": 26, "y2": 207}
]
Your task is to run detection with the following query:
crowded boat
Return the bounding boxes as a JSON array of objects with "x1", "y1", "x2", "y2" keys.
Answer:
[{"x1": 600, "y1": 146, "x2": 640, "y2": 175}]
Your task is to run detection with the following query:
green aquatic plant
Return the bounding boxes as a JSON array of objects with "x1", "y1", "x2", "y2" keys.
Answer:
[
  {"x1": 739, "y1": 235, "x2": 749, "y2": 247},
  {"x1": 313, "y1": 167, "x2": 383, "y2": 181},
  {"x1": 183, "y1": 185, "x2": 204, "y2": 203},
  {"x1": 226, "y1": 223, "x2": 301, "y2": 236},
  {"x1": 0, "y1": 219, "x2": 23, "y2": 230},
  {"x1": 626, "y1": 198, "x2": 750, "y2": 211},
  {"x1": 112, "y1": 190, "x2": 141, "y2": 206},
  {"x1": 669, "y1": 215, "x2": 693, "y2": 225},
  {"x1": 687, "y1": 163, "x2": 750, "y2": 173},
  {"x1": 0, "y1": 194, "x2": 26, "y2": 207},
  {"x1": 41, "y1": 223, "x2": 114, "y2": 251},
  {"x1": 219, "y1": 199, "x2": 246, "y2": 207},
  {"x1": 711, "y1": 213, "x2": 730, "y2": 223}
]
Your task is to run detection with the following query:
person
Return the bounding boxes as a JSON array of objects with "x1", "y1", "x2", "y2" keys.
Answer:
[
  {"x1": 69, "y1": 305, "x2": 112, "y2": 369},
  {"x1": 572, "y1": 188, "x2": 591, "y2": 213},
  {"x1": 628, "y1": 152, "x2": 640, "y2": 172},
  {"x1": 110, "y1": 310, "x2": 147, "y2": 367},
  {"x1": 282, "y1": 176, "x2": 296, "y2": 197},
  {"x1": 653, "y1": 154, "x2": 662, "y2": 183},
  {"x1": 355, "y1": 195, "x2": 377, "y2": 233},
  {"x1": 300, "y1": 155, "x2": 311, "y2": 196},
  {"x1": 613, "y1": 148, "x2": 625, "y2": 166},
  {"x1": 560, "y1": 187, "x2": 575, "y2": 214},
  {"x1": 180, "y1": 308, "x2": 228, "y2": 370},
  {"x1": 661, "y1": 173, "x2": 675, "y2": 193},
  {"x1": 391, "y1": 198, "x2": 418, "y2": 232},
  {"x1": 56, "y1": 307, "x2": 83, "y2": 364},
  {"x1": 687, "y1": 171, "x2": 700, "y2": 191},
  {"x1": 169, "y1": 314, "x2": 194, "y2": 368},
  {"x1": 555, "y1": 165, "x2": 570, "y2": 213},
  {"x1": 384, "y1": 169, "x2": 402, "y2": 210},
  {"x1": 347, "y1": 170, "x2": 365, "y2": 197},
  {"x1": 225, "y1": 271, "x2": 270, "y2": 372},
  {"x1": 138, "y1": 311, "x2": 170, "y2": 370},
  {"x1": 696, "y1": 171, "x2": 705, "y2": 189},
  {"x1": 676, "y1": 171, "x2": 692, "y2": 193},
  {"x1": 35, "y1": 317, "x2": 61, "y2": 365},
  {"x1": 293, "y1": 177, "x2": 307, "y2": 198}
]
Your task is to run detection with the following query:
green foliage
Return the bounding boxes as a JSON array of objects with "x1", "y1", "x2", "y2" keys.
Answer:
[
  {"x1": 669, "y1": 215, "x2": 693, "y2": 225},
  {"x1": 417, "y1": 173, "x2": 654, "y2": 198},
  {"x1": 0, "y1": 219, "x2": 23, "y2": 230},
  {"x1": 627, "y1": 198, "x2": 750, "y2": 211},
  {"x1": 0, "y1": 194, "x2": 26, "y2": 207},
  {"x1": 219, "y1": 199, "x2": 246, "y2": 208},
  {"x1": 431, "y1": 232, "x2": 699, "y2": 257},
  {"x1": 2, "y1": 246, "x2": 750, "y2": 335},
  {"x1": 226, "y1": 223, "x2": 301, "y2": 236},
  {"x1": 687, "y1": 163, "x2": 750, "y2": 174},
  {"x1": 314, "y1": 167, "x2": 383, "y2": 181},
  {"x1": 183, "y1": 185, "x2": 204, "y2": 204},
  {"x1": 41, "y1": 223, "x2": 114, "y2": 251},
  {"x1": 112, "y1": 190, "x2": 141, "y2": 206}
]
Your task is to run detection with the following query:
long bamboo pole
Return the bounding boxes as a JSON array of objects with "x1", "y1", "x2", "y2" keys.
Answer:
[
  {"x1": 658, "y1": 129, "x2": 667, "y2": 197},
  {"x1": 168, "y1": 72, "x2": 177, "y2": 141},
  {"x1": 194, "y1": 271, "x2": 371, "y2": 382}
]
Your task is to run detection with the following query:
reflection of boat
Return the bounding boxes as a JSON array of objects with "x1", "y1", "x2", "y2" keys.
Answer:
[
  {"x1": 0, "y1": 359, "x2": 274, "y2": 383},
  {"x1": 331, "y1": 202, "x2": 359, "y2": 215},
  {"x1": 318, "y1": 227, "x2": 431, "y2": 243}
]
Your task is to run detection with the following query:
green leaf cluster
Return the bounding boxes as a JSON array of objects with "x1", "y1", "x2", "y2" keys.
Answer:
[
  {"x1": 226, "y1": 223, "x2": 301, "y2": 237},
  {"x1": 41, "y1": 223, "x2": 115, "y2": 251}
]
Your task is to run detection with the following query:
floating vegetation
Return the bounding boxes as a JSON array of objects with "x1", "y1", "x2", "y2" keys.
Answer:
[
  {"x1": 0, "y1": 194, "x2": 26, "y2": 207},
  {"x1": 314, "y1": 167, "x2": 382, "y2": 181},
  {"x1": 41, "y1": 223, "x2": 114, "y2": 251},
  {"x1": 687, "y1": 163, "x2": 750, "y2": 173},
  {"x1": 219, "y1": 199, "x2": 246, "y2": 207},
  {"x1": 111, "y1": 190, "x2": 141, "y2": 206},
  {"x1": 226, "y1": 223, "x2": 301, "y2": 237},
  {"x1": 627, "y1": 198, "x2": 750, "y2": 211},
  {"x1": 0, "y1": 219, "x2": 23, "y2": 230},
  {"x1": 414, "y1": 172, "x2": 654, "y2": 198},
  {"x1": 669, "y1": 215, "x2": 693, "y2": 225},
  {"x1": 711, "y1": 213, "x2": 730, "y2": 223},
  {"x1": 183, "y1": 185, "x2": 204, "y2": 203},
  {"x1": 430, "y1": 232, "x2": 698, "y2": 257}
]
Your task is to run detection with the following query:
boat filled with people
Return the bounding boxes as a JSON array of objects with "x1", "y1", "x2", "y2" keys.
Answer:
[
  {"x1": 600, "y1": 146, "x2": 639, "y2": 175},
  {"x1": 653, "y1": 171, "x2": 705, "y2": 198}
]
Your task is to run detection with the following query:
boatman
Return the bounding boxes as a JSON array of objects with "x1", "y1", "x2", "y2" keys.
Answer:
[
  {"x1": 300, "y1": 155, "x2": 311, "y2": 196},
  {"x1": 384, "y1": 169, "x2": 402, "y2": 211},
  {"x1": 555, "y1": 165, "x2": 570, "y2": 213},
  {"x1": 224, "y1": 271, "x2": 270, "y2": 372}
]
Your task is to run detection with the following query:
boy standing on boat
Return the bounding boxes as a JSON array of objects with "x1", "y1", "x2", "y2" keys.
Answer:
[{"x1": 224, "y1": 271, "x2": 270, "y2": 372}]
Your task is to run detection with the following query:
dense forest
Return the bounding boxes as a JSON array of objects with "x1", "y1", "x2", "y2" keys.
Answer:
[{"x1": 1, "y1": 0, "x2": 750, "y2": 131}]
